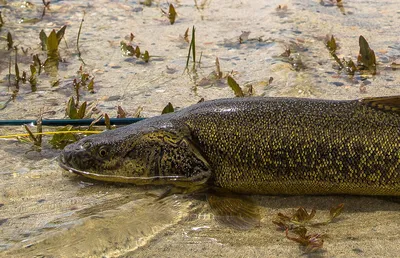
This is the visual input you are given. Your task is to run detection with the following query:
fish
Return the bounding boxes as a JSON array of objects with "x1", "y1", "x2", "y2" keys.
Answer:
[{"x1": 59, "y1": 96, "x2": 400, "y2": 229}]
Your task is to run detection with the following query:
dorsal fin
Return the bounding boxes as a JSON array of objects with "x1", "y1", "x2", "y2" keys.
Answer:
[{"x1": 360, "y1": 96, "x2": 400, "y2": 114}]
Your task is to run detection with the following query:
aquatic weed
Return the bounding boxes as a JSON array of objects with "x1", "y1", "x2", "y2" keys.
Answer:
[{"x1": 272, "y1": 204, "x2": 344, "y2": 253}]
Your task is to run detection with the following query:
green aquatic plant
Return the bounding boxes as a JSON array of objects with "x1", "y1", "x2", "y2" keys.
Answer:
[
  {"x1": 140, "y1": 0, "x2": 152, "y2": 7},
  {"x1": 41, "y1": 0, "x2": 51, "y2": 18},
  {"x1": 49, "y1": 125, "x2": 79, "y2": 149},
  {"x1": 42, "y1": 26, "x2": 67, "y2": 76},
  {"x1": 69, "y1": 66, "x2": 95, "y2": 104},
  {"x1": 117, "y1": 106, "x2": 127, "y2": 118},
  {"x1": 277, "y1": 44, "x2": 306, "y2": 71},
  {"x1": 66, "y1": 96, "x2": 87, "y2": 119},
  {"x1": 320, "y1": 0, "x2": 345, "y2": 15},
  {"x1": 273, "y1": 204, "x2": 344, "y2": 253},
  {"x1": 7, "y1": 32, "x2": 13, "y2": 50},
  {"x1": 29, "y1": 64, "x2": 37, "y2": 91},
  {"x1": 326, "y1": 35, "x2": 376, "y2": 76},
  {"x1": 120, "y1": 41, "x2": 151, "y2": 63},
  {"x1": 183, "y1": 28, "x2": 189, "y2": 43},
  {"x1": 326, "y1": 35, "x2": 337, "y2": 53},
  {"x1": 162, "y1": 4, "x2": 177, "y2": 25},
  {"x1": 104, "y1": 113, "x2": 111, "y2": 130},
  {"x1": 285, "y1": 227, "x2": 324, "y2": 253},
  {"x1": 32, "y1": 54, "x2": 43, "y2": 75},
  {"x1": 357, "y1": 35, "x2": 376, "y2": 74},
  {"x1": 194, "y1": 0, "x2": 211, "y2": 10},
  {"x1": 0, "y1": 11, "x2": 4, "y2": 28},
  {"x1": 185, "y1": 26, "x2": 196, "y2": 70},
  {"x1": 22, "y1": 113, "x2": 43, "y2": 149},
  {"x1": 227, "y1": 76, "x2": 244, "y2": 97},
  {"x1": 39, "y1": 25, "x2": 66, "y2": 51},
  {"x1": 77, "y1": 12, "x2": 85, "y2": 63}
]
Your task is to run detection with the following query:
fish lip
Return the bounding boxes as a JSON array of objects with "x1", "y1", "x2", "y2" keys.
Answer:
[
  {"x1": 58, "y1": 155, "x2": 185, "y2": 184},
  {"x1": 58, "y1": 155, "x2": 85, "y2": 175}
]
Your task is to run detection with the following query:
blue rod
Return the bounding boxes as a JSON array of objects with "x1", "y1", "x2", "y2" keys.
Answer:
[{"x1": 0, "y1": 118, "x2": 145, "y2": 126}]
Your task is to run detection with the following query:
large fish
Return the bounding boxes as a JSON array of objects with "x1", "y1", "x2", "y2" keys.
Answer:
[{"x1": 59, "y1": 96, "x2": 400, "y2": 228}]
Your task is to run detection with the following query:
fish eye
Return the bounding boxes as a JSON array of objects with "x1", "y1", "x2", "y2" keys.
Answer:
[{"x1": 98, "y1": 146, "x2": 108, "y2": 157}]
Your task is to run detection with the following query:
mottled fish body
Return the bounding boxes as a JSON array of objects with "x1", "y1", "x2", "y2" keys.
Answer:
[{"x1": 60, "y1": 96, "x2": 400, "y2": 196}]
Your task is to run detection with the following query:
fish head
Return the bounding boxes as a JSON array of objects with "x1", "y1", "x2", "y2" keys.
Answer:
[{"x1": 59, "y1": 120, "x2": 211, "y2": 187}]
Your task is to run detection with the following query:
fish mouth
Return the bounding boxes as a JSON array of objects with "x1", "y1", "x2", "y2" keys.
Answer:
[{"x1": 58, "y1": 155, "x2": 184, "y2": 185}]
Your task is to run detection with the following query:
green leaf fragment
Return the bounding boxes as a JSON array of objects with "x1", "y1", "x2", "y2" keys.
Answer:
[
  {"x1": 87, "y1": 78, "x2": 94, "y2": 93},
  {"x1": 135, "y1": 46, "x2": 141, "y2": 58},
  {"x1": 168, "y1": 4, "x2": 177, "y2": 25},
  {"x1": 15, "y1": 62, "x2": 20, "y2": 81},
  {"x1": 162, "y1": 102, "x2": 174, "y2": 114},
  {"x1": 56, "y1": 25, "x2": 67, "y2": 43},
  {"x1": 0, "y1": 11, "x2": 4, "y2": 27},
  {"x1": 39, "y1": 30, "x2": 48, "y2": 51},
  {"x1": 329, "y1": 203, "x2": 344, "y2": 221},
  {"x1": 49, "y1": 125, "x2": 79, "y2": 149},
  {"x1": 47, "y1": 30, "x2": 59, "y2": 54},
  {"x1": 66, "y1": 97, "x2": 78, "y2": 119},
  {"x1": 77, "y1": 101, "x2": 87, "y2": 119},
  {"x1": 29, "y1": 64, "x2": 37, "y2": 91},
  {"x1": 7, "y1": 32, "x2": 13, "y2": 50},
  {"x1": 142, "y1": 50, "x2": 150, "y2": 62},
  {"x1": 326, "y1": 35, "x2": 337, "y2": 53},
  {"x1": 357, "y1": 35, "x2": 376, "y2": 73},
  {"x1": 117, "y1": 106, "x2": 127, "y2": 118},
  {"x1": 21, "y1": 71, "x2": 27, "y2": 83},
  {"x1": 104, "y1": 113, "x2": 111, "y2": 130},
  {"x1": 227, "y1": 76, "x2": 244, "y2": 97}
]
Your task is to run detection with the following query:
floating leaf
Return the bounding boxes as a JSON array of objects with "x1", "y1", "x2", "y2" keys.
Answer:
[
  {"x1": 227, "y1": 76, "x2": 244, "y2": 97},
  {"x1": 162, "y1": 102, "x2": 174, "y2": 114}
]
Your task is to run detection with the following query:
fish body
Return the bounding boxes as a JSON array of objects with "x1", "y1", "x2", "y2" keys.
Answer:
[{"x1": 60, "y1": 96, "x2": 400, "y2": 196}]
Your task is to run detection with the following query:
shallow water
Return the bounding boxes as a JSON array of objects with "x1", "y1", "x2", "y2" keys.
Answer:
[{"x1": 0, "y1": 0, "x2": 400, "y2": 257}]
